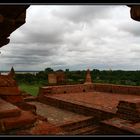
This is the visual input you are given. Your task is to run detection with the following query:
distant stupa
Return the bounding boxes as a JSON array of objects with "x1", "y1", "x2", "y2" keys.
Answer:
[
  {"x1": 8, "y1": 66, "x2": 15, "y2": 78},
  {"x1": 84, "y1": 69, "x2": 92, "y2": 84}
]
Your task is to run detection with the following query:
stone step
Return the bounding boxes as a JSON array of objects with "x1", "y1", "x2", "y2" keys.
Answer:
[
  {"x1": 100, "y1": 117, "x2": 134, "y2": 134},
  {"x1": 0, "y1": 98, "x2": 21, "y2": 119},
  {"x1": 14, "y1": 120, "x2": 64, "y2": 135},
  {"x1": 0, "y1": 110, "x2": 37, "y2": 133},
  {"x1": 60, "y1": 117, "x2": 94, "y2": 132},
  {"x1": 24, "y1": 96, "x2": 37, "y2": 102},
  {"x1": 38, "y1": 95, "x2": 114, "y2": 120},
  {"x1": 65, "y1": 125, "x2": 99, "y2": 135},
  {"x1": 15, "y1": 102, "x2": 36, "y2": 114},
  {"x1": 83, "y1": 128, "x2": 100, "y2": 135}
]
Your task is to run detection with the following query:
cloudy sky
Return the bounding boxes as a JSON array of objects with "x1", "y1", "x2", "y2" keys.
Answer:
[{"x1": 1, "y1": 5, "x2": 140, "y2": 71}]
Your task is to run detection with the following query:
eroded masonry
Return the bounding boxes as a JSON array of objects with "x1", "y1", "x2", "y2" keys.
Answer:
[{"x1": 1, "y1": 5, "x2": 140, "y2": 135}]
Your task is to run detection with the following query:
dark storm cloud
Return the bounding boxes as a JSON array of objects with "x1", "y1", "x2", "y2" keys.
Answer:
[
  {"x1": 0, "y1": 43, "x2": 61, "y2": 67},
  {"x1": 10, "y1": 46, "x2": 58, "y2": 57},
  {"x1": 1, "y1": 54, "x2": 44, "y2": 65}
]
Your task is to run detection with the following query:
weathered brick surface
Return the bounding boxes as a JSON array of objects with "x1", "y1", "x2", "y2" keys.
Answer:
[
  {"x1": 39, "y1": 83, "x2": 140, "y2": 97},
  {"x1": 99, "y1": 100, "x2": 140, "y2": 134},
  {"x1": 60, "y1": 116, "x2": 94, "y2": 130},
  {"x1": 0, "y1": 87, "x2": 20, "y2": 96},
  {"x1": 24, "y1": 96, "x2": 37, "y2": 102},
  {"x1": 26, "y1": 101, "x2": 100, "y2": 135},
  {"x1": 28, "y1": 101, "x2": 91, "y2": 125},
  {"x1": 15, "y1": 120, "x2": 64, "y2": 135},
  {"x1": 15, "y1": 102, "x2": 36, "y2": 114},
  {"x1": 0, "y1": 75, "x2": 17, "y2": 87},
  {"x1": 37, "y1": 83, "x2": 140, "y2": 135},
  {"x1": 38, "y1": 93, "x2": 115, "y2": 121},
  {"x1": 117, "y1": 100, "x2": 140, "y2": 109},
  {"x1": 94, "y1": 84, "x2": 140, "y2": 95},
  {"x1": 39, "y1": 84, "x2": 95, "y2": 95},
  {"x1": 94, "y1": 84, "x2": 112, "y2": 93},
  {"x1": 111, "y1": 85, "x2": 129, "y2": 94},
  {"x1": 0, "y1": 111, "x2": 37, "y2": 133},
  {"x1": 1, "y1": 95, "x2": 23, "y2": 103},
  {"x1": 0, "y1": 75, "x2": 20, "y2": 97},
  {"x1": 100, "y1": 118, "x2": 133, "y2": 134},
  {"x1": 117, "y1": 100, "x2": 140, "y2": 122},
  {"x1": 0, "y1": 98, "x2": 21, "y2": 119},
  {"x1": 0, "y1": 74, "x2": 38, "y2": 134},
  {"x1": 38, "y1": 91, "x2": 140, "y2": 120},
  {"x1": 100, "y1": 117, "x2": 140, "y2": 134},
  {"x1": 128, "y1": 86, "x2": 140, "y2": 94},
  {"x1": 29, "y1": 120, "x2": 63, "y2": 135}
]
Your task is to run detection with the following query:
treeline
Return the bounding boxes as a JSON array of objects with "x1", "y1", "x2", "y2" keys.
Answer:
[
  {"x1": 91, "y1": 69, "x2": 140, "y2": 86},
  {"x1": 15, "y1": 68, "x2": 140, "y2": 86}
]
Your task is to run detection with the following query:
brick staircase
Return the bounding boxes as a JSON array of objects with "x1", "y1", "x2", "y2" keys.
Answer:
[
  {"x1": 0, "y1": 98, "x2": 37, "y2": 134},
  {"x1": 59, "y1": 117, "x2": 100, "y2": 135},
  {"x1": 24, "y1": 96, "x2": 37, "y2": 102},
  {"x1": 98, "y1": 100, "x2": 140, "y2": 135}
]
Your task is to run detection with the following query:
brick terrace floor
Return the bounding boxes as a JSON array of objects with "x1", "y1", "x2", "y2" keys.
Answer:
[
  {"x1": 45, "y1": 92, "x2": 140, "y2": 113},
  {"x1": 28, "y1": 101, "x2": 91, "y2": 125}
]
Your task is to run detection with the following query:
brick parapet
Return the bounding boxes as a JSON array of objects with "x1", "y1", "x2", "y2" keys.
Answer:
[{"x1": 39, "y1": 83, "x2": 140, "y2": 96}]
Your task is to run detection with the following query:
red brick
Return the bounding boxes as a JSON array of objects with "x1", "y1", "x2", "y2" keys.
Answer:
[
  {"x1": 39, "y1": 84, "x2": 95, "y2": 95},
  {"x1": 1, "y1": 95, "x2": 24, "y2": 103},
  {"x1": 0, "y1": 87, "x2": 20, "y2": 96},
  {"x1": 0, "y1": 111, "x2": 37, "y2": 132},
  {"x1": 0, "y1": 98, "x2": 21, "y2": 119}
]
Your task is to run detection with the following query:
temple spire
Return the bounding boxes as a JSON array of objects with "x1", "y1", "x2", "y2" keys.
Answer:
[
  {"x1": 8, "y1": 66, "x2": 15, "y2": 78},
  {"x1": 84, "y1": 69, "x2": 92, "y2": 84}
]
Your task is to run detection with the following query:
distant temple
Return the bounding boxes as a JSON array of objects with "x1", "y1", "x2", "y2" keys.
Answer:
[
  {"x1": 8, "y1": 66, "x2": 15, "y2": 78},
  {"x1": 48, "y1": 71, "x2": 66, "y2": 84},
  {"x1": 84, "y1": 69, "x2": 92, "y2": 84}
]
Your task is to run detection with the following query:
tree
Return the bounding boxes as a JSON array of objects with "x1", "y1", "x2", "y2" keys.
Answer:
[
  {"x1": 45, "y1": 68, "x2": 53, "y2": 73},
  {"x1": 65, "y1": 69, "x2": 69, "y2": 72}
]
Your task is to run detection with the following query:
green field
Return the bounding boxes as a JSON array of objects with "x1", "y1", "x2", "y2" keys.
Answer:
[{"x1": 19, "y1": 84, "x2": 41, "y2": 96}]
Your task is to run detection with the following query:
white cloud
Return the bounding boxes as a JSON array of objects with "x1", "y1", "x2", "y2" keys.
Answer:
[{"x1": 1, "y1": 5, "x2": 140, "y2": 71}]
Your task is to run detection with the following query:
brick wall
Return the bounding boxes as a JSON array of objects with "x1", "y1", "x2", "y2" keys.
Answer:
[
  {"x1": 94, "y1": 84, "x2": 140, "y2": 95},
  {"x1": 39, "y1": 84, "x2": 95, "y2": 95},
  {"x1": 39, "y1": 83, "x2": 140, "y2": 96}
]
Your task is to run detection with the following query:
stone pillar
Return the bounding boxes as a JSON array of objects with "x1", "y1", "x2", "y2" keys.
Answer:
[{"x1": 84, "y1": 69, "x2": 92, "y2": 84}]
